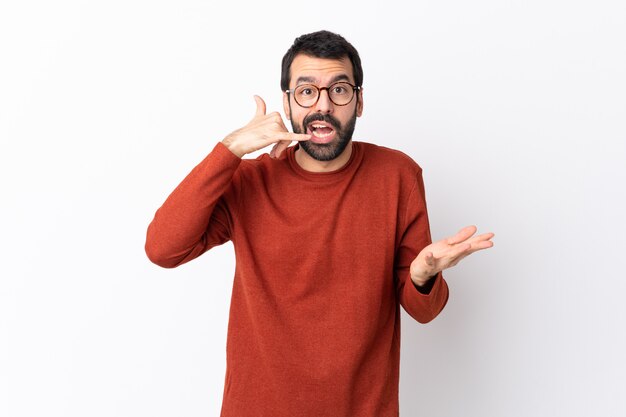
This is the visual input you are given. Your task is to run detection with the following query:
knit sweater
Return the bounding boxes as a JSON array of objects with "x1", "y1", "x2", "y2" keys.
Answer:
[{"x1": 145, "y1": 140, "x2": 449, "y2": 417}]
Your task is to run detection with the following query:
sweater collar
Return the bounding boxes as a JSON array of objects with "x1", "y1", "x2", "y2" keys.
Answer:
[{"x1": 286, "y1": 141, "x2": 362, "y2": 181}]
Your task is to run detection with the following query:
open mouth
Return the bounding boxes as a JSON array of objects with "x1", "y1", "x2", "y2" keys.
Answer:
[{"x1": 307, "y1": 122, "x2": 336, "y2": 143}]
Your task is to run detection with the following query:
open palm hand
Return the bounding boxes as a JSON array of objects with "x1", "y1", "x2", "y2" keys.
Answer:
[{"x1": 409, "y1": 225, "x2": 494, "y2": 286}]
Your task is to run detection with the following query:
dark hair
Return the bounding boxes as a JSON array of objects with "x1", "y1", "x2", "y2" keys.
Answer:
[{"x1": 280, "y1": 30, "x2": 363, "y2": 91}]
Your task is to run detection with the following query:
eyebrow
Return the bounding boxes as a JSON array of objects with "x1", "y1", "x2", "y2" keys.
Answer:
[{"x1": 295, "y1": 74, "x2": 352, "y2": 85}]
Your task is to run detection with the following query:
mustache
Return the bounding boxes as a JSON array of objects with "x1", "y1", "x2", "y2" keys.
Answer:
[{"x1": 303, "y1": 113, "x2": 341, "y2": 130}]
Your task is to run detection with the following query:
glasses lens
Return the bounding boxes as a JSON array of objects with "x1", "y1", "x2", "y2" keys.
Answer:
[
  {"x1": 294, "y1": 85, "x2": 319, "y2": 107},
  {"x1": 328, "y1": 82, "x2": 354, "y2": 105}
]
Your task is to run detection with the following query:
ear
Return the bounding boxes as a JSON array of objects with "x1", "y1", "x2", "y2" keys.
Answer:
[
  {"x1": 283, "y1": 92, "x2": 291, "y2": 120},
  {"x1": 356, "y1": 87, "x2": 364, "y2": 117}
]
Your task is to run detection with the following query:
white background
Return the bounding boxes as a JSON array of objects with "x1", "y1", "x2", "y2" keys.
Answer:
[{"x1": 1, "y1": 1, "x2": 625, "y2": 416}]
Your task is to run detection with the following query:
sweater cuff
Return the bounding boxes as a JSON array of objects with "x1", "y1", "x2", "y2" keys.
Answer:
[
  {"x1": 214, "y1": 141, "x2": 244, "y2": 162},
  {"x1": 191, "y1": 141, "x2": 243, "y2": 177},
  {"x1": 401, "y1": 271, "x2": 449, "y2": 323},
  {"x1": 412, "y1": 273, "x2": 438, "y2": 295}
]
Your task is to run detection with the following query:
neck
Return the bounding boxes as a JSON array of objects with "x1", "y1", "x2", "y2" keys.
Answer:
[{"x1": 295, "y1": 141, "x2": 353, "y2": 173}]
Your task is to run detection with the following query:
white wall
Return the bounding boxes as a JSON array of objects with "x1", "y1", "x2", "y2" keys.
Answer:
[{"x1": 1, "y1": 1, "x2": 624, "y2": 416}]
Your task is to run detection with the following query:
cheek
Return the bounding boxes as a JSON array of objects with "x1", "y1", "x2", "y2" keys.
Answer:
[
  {"x1": 336, "y1": 108, "x2": 356, "y2": 125},
  {"x1": 293, "y1": 111, "x2": 309, "y2": 126}
]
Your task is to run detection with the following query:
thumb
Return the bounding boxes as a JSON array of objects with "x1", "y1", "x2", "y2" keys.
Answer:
[
  {"x1": 425, "y1": 252, "x2": 435, "y2": 266},
  {"x1": 253, "y1": 95, "x2": 266, "y2": 117}
]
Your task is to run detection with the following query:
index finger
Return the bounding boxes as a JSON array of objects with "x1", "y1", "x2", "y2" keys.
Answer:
[{"x1": 446, "y1": 225, "x2": 477, "y2": 245}]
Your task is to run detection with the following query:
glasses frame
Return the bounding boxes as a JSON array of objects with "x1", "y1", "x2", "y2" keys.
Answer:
[{"x1": 285, "y1": 82, "x2": 361, "y2": 108}]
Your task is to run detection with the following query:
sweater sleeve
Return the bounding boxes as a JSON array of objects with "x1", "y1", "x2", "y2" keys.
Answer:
[
  {"x1": 395, "y1": 168, "x2": 449, "y2": 323},
  {"x1": 145, "y1": 142, "x2": 242, "y2": 268}
]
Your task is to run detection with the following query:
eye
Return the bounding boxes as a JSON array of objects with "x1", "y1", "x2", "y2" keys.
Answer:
[
  {"x1": 296, "y1": 85, "x2": 317, "y2": 97},
  {"x1": 333, "y1": 86, "x2": 347, "y2": 94}
]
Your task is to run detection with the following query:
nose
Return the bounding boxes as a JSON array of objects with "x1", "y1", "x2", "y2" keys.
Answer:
[{"x1": 314, "y1": 88, "x2": 333, "y2": 113}]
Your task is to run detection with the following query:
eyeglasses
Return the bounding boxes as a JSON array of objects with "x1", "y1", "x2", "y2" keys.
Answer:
[{"x1": 285, "y1": 82, "x2": 361, "y2": 108}]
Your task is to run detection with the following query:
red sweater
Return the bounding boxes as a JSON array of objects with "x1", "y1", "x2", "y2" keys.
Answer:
[{"x1": 145, "y1": 141, "x2": 449, "y2": 417}]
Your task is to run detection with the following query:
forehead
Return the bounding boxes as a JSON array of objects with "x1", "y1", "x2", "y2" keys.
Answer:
[{"x1": 289, "y1": 54, "x2": 354, "y2": 86}]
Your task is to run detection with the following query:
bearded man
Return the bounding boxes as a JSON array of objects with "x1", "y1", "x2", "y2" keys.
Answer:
[{"x1": 146, "y1": 30, "x2": 494, "y2": 417}]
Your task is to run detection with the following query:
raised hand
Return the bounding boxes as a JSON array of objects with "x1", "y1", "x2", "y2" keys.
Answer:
[
  {"x1": 409, "y1": 225, "x2": 494, "y2": 286},
  {"x1": 221, "y1": 95, "x2": 311, "y2": 158}
]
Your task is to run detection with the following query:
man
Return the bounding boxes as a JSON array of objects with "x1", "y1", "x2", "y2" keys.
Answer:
[{"x1": 146, "y1": 30, "x2": 494, "y2": 417}]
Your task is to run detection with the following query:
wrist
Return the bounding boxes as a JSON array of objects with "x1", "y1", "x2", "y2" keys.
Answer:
[
  {"x1": 222, "y1": 135, "x2": 245, "y2": 158},
  {"x1": 411, "y1": 271, "x2": 436, "y2": 287}
]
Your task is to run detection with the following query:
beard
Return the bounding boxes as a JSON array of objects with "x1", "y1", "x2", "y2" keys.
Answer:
[{"x1": 290, "y1": 109, "x2": 357, "y2": 162}]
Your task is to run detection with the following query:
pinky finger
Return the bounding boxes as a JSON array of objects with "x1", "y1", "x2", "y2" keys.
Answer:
[{"x1": 275, "y1": 132, "x2": 312, "y2": 142}]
